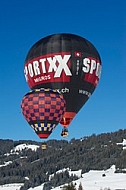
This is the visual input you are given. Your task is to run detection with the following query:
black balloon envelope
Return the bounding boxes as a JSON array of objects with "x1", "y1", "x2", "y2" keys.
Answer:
[{"x1": 24, "y1": 33, "x2": 102, "y2": 129}]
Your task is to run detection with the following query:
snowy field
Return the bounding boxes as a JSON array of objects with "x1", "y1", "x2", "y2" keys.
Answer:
[
  {"x1": 0, "y1": 165, "x2": 126, "y2": 190},
  {"x1": 0, "y1": 183, "x2": 23, "y2": 190},
  {"x1": 1, "y1": 142, "x2": 126, "y2": 190}
]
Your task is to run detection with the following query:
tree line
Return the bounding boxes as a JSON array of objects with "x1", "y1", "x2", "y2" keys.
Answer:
[{"x1": 0, "y1": 129, "x2": 126, "y2": 189}]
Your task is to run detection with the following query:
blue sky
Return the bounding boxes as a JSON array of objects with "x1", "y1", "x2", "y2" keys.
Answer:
[{"x1": 0, "y1": 0, "x2": 125, "y2": 141}]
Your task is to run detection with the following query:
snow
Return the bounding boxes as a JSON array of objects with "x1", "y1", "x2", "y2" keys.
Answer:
[
  {"x1": 1, "y1": 166, "x2": 125, "y2": 190},
  {"x1": 49, "y1": 168, "x2": 69, "y2": 180},
  {"x1": 68, "y1": 169, "x2": 82, "y2": 178},
  {"x1": 25, "y1": 176, "x2": 29, "y2": 180},
  {"x1": 29, "y1": 165, "x2": 126, "y2": 190},
  {"x1": 28, "y1": 184, "x2": 45, "y2": 190},
  {"x1": 0, "y1": 140, "x2": 126, "y2": 190},
  {"x1": 0, "y1": 161, "x2": 12, "y2": 167},
  {"x1": 12, "y1": 144, "x2": 40, "y2": 152},
  {"x1": 117, "y1": 139, "x2": 126, "y2": 150},
  {"x1": 49, "y1": 168, "x2": 82, "y2": 181},
  {"x1": 0, "y1": 183, "x2": 23, "y2": 190},
  {"x1": 50, "y1": 166, "x2": 126, "y2": 190},
  {"x1": 4, "y1": 144, "x2": 40, "y2": 157}
]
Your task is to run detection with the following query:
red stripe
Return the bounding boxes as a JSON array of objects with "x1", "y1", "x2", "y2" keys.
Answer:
[{"x1": 38, "y1": 133, "x2": 50, "y2": 139}]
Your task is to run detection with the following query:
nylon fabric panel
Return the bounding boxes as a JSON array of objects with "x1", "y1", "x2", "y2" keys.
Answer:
[
  {"x1": 24, "y1": 34, "x2": 102, "y2": 115},
  {"x1": 21, "y1": 88, "x2": 66, "y2": 138}
]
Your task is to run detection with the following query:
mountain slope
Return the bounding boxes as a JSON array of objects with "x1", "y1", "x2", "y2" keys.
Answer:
[{"x1": 0, "y1": 129, "x2": 126, "y2": 190}]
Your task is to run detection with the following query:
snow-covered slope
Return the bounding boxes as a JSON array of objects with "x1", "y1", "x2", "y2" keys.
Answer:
[
  {"x1": 12, "y1": 143, "x2": 39, "y2": 152},
  {"x1": 0, "y1": 183, "x2": 23, "y2": 190},
  {"x1": 29, "y1": 166, "x2": 126, "y2": 190},
  {"x1": 1, "y1": 166, "x2": 125, "y2": 190},
  {"x1": 4, "y1": 143, "x2": 40, "y2": 157},
  {"x1": 117, "y1": 139, "x2": 126, "y2": 150},
  {"x1": 26, "y1": 165, "x2": 126, "y2": 190},
  {"x1": 0, "y1": 139, "x2": 126, "y2": 190}
]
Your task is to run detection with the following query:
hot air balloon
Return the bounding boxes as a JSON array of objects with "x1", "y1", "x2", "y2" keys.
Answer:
[
  {"x1": 24, "y1": 33, "x2": 102, "y2": 137},
  {"x1": 21, "y1": 88, "x2": 66, "y2": 139}
]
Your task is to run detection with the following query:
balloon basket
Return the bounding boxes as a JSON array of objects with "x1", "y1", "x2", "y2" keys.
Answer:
[
  {"x1": 61, "y1": 127, "x2": 69, "y2": 138},
  {"x1": 41, "y1": 143, "x2": 47, "y2": 150}
]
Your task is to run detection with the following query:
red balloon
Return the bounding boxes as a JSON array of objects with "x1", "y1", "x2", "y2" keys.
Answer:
[{"x1": 21, "y1": 88, "x2": 66, "y2": 139}]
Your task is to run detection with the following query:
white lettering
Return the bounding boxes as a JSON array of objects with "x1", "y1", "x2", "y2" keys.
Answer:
[
  {"x1": 48, "y1": 57, "x2": 57, "y2": 72},
  {"x1": 96, "y1": 62, "x2": 102, "y2": 78},
  {"x1": 24, "y1": 66, "x2": 28, "y2": 81},
  {"x1": 82, "y1": 58, "x2": 101, "y2": 78},
  {"x1": 34, "y1": 75, "x2": 51, "y2": 82},
  {"x1": 54, "y1": 55, "x2": 72, "y2": 77},
  {"x1": 24, "y1": 54, "x2": 101, "y2": 82},
  {"x1": 90, "y1": 60, "x2": 96, "y2": 74},
  {"x1": 33, "y1": 61, "x2": 40, "y2": 75},
  {"x1": 82, "y1": 58, "x2": 90, "y2": 73},
  {"x1": 56, "y1": 88, "x2": 69, "y2": 94},
  {"x1": 39, "y1": 58, "x2": 46, "y2": 73},
  {"x1": 28, "y1": 63, "x2": 34, "y2": 77},
  {"x1": 25, "y1": 55, "x2": 72, "y2": 79},
  {"x1": 79, "y1": 89, "x2": 91, "y2": 97}
]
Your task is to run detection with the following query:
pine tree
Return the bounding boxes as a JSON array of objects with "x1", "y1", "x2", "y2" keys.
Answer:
[
  {"x1": 62, "y1": 182, "x2": 76, "y2": 190},
  {"x1": 78, "y1": 182, "x2": 83, "y2": 190}
]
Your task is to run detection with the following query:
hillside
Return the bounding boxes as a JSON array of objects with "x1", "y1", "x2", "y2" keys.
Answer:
[{"x1": 0, "y1": 129, "x2": 126, "y2": 190}]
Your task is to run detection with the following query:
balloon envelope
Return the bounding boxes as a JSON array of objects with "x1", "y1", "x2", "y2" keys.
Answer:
[
  {"x1": 21, "y1": 88, "x2": 66, "y2": 138},
  {"x1": 24, "y1": 33, "x2": 102, "y2": 127}
]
